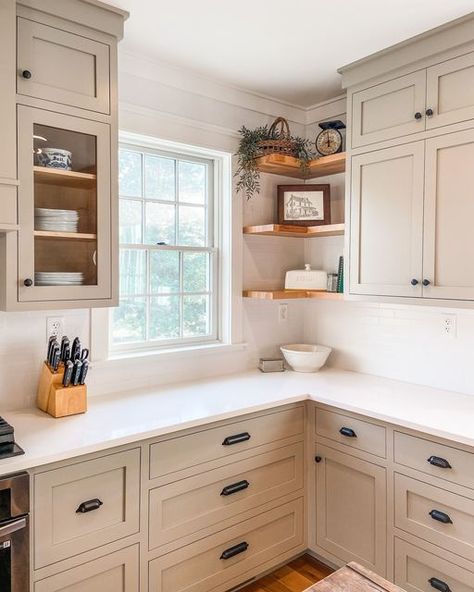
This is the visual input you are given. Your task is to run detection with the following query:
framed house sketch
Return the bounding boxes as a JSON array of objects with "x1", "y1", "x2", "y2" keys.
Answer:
[{"x1": 277, "y1": 184, "x2": 331, "y2": 226}]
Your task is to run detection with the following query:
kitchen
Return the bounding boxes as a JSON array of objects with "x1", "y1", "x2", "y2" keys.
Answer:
[{"x1": 1, "y1": 1, "x2": 474, "y2": 591}]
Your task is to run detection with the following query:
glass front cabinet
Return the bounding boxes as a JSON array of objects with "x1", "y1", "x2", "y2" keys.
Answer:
[{"x1": 17, "y1": 106, "x2": 112, "y2": 304}]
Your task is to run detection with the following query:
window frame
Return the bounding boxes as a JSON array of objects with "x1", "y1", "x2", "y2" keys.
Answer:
[{"x1": 109, "y1": 135, "x2": 228, "y2": 356}]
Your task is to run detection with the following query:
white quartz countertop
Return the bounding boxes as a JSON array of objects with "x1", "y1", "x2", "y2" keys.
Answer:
[{"x1": 2, "y1": 368, "x2": 473, "y2": 474}]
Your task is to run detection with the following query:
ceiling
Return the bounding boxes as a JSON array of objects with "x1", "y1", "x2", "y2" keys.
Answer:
[{"x1": 109, "y1": 0, "x2": 474, "y2": 108}]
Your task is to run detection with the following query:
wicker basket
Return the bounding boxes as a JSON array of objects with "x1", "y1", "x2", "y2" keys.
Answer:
[{"x1": 257, "y1": 117, "x2": 297, "y2": 156}]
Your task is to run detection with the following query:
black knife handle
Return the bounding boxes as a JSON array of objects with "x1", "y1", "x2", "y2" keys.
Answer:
[
  {"x1": 429, "y1": 578, "x2": 451, "y2": 592},
  {"x1": 222, "y1": 432, "x2": 251, "y2": 446},
  {"x1": 339, "y1": 427, "x2": 357, "y2": 438},
  {"x1": 429, "y1": 509, "x2": 453, "y2": 524},
  {"x1": 220, "y1": 541, "x2": 249, "y2": 560},
  {"x1": 427, "y1": 456, "x2": 452, "y2": 469},
  {"x1": 71, "y1": 360, "x2": 82, "y2": 386},
  {"x1": 63, "y1": 361, "x2": 74, "y2": 387},
  {"x1": 79, "y1": 360, "x2": 89, "y2": 385},
  {"x1": 221, "y1": 480, "x2": 250, "y2": 496},
  {"x1": 76, "y1": 498, "x2": 103, "y2": 513}
]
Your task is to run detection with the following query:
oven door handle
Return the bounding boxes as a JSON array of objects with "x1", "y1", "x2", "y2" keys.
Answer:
[{"x1": 0, "y1": 517, "x2": 27, "y2": 537}]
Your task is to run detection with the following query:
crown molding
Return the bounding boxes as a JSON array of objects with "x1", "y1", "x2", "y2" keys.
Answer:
[{"x1": 305, "y1": 95, "x2": 347, "y2": 125}]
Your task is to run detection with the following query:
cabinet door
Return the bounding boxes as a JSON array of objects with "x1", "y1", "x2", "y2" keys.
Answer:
[
  {"x1": 350, "y1": 142, "x2": 425, "y2": 296},
  {"x1": 352, "y1": 71, "x2": 426, "y2": 148},
  {"x1": 34, "y1": 545, "x2": 139, "y2": 592},
  {"x1": 315, "y1": 445, "x2": 387, "y2": 575},
  {"x1": 17, "y1": 105, "x2": 112, "y2": 304},
  {"x1": 423, "y1": 128, "x2": 474, "y2": 300},
  {"x1": 426, "y1": 52, "x2": 474, "y2": 130},
  {"x1": 17, "y1": 17, "x2": 110, "y2": 114}
]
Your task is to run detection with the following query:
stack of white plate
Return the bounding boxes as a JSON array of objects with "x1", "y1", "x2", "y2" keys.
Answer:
[
  {"x1": 35, "y1": 272, "x2": 84, "y2": 286},
  {"x1": 35, "y1": 208, "x2": 79, "y2": 233}
]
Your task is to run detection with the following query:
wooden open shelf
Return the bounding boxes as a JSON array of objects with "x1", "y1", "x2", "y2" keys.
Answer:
[
  {"x1": 243, "y1": 290, "x2": 344, "y2": 301},
  {"x1": 34, "y1": 230, "x2": 97, "y2": 241},
  {"x1": 243, "y1": 223, "x2": 345, "y2": 238},
  {"x1": 34, "y1": 166, "x2": 97, "y2": 188},
  {"x1": 255, "y1": 152, "x2": 346, "y2": 179}
]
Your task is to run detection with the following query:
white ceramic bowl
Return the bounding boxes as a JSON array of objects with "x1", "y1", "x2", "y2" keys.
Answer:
[{"x1": 280, "y1": 344, "x2": 332, "y2": 373}]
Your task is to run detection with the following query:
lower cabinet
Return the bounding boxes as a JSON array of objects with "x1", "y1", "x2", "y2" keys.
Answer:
[
  {"x1": 315, "y1": 444, "x2": 387, "y2": 575},
  {"x1": 34, "y1": 545, "x2": 139, "y2": 592}
]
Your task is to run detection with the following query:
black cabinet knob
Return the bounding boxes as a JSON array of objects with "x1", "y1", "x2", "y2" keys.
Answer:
[
  {"x1": 426, "y1": 108, "x2": 434, "y2": 117},
  {"x1": 23, "y1": 278, "x2": 33, "y2": 287},
  {"x1": 422, "y1": 279, "x2": 431, "y2": 286},
  {"x1": 21, "y1": 70, "x2": 32, "y2": 79},
  {"x1": 414, "y1": 112, "x2": 423, "y2": 120},
  {"x1": 315, "y1": 456, "x2": 322, "y2": 463},
  {"x1": 411, "y1": 279, "x2": 419, "y2": 286}
]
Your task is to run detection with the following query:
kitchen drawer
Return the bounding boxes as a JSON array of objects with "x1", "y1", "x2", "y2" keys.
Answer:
[
  {"x1": 394, "y1": 473, "x2": 474, "y2": 561},
  {"x1": 149, "y1": 406, "x2": 304, "y2": 480},
  {"x1": 394, "y1": 431, "x2": 474, "y2": 491},
  {"x1": 34, "y1": 448, "x2": 140, "y2": 569},
  {"x1": 315, "y1": 408, "x2": 386, "y2": 458},
  {"x1": 17, "y1": 17, "x2": 110, "y2": 114},
  {"x1": 394, "y1": 537, "x2": 474, "y2": 592},
  {"x1": 34, "y1": 545, "x2": 139, "y2": 592},
  {"x1": 0, "y1": 184, "x2": 17, "y2": 225},
  {"x1": 149, "y1": 442, "x2": 304, "y2": 549},
  {"x1": 149, "y1": 498, "x2": 304, "y2": 592}
]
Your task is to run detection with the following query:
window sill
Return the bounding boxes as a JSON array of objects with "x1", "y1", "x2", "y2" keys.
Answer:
[{"x1": 93, "y1": 342, "x2": 248, "y2": 367}]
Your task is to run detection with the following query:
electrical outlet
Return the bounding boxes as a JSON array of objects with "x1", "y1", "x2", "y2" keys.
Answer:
[
  {"x1": 441, "y1": 314, "x2": 457, "y2": 338},
  {"x1": 278, "y1": 303, "x2": 288, "y2": 323},
  {"x1": 46, "y1": 316, "x2": 64, "y2": 342}
]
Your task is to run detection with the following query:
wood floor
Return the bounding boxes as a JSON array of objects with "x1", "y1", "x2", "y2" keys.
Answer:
[{"x1": 238, "y1": 554, "x2": 333, "y2": 592}]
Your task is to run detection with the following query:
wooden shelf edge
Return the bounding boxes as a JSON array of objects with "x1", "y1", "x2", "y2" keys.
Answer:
[
  {"x1": 243, "y1": 290, "x2": 344, "y2": 300},
  {"x1": 243, "y1": 223, "x2": 345, "y2": 238},
  {"x1": 0, "y1": 224, "x2": 19, "y2": 233},
  {"x1": 34, "y1": 230, "x2": 97, "y2": 240},
  {"x1": 33, "y1": 166, "x2": 97, "y2": 187},
  {"x1": 255, "y1": 152, "x2": 346, "y2": 179}
]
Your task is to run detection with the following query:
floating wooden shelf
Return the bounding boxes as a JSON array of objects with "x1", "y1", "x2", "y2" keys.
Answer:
[
  {"x1": 255, "y1": 152, "x2": 346, "y2": 179},
  {"x1": 34, "y1": 230, "x2": 97, "y2": 241},
  {"x1": 243, "y1": 290, "x2": 344, "y2": 300},
  {"x1": 34, "y1": 166, "x2": 97, "y2": 188},
  {"x1": 243, "y1": 223, "x2": 345, "y2": 238}
]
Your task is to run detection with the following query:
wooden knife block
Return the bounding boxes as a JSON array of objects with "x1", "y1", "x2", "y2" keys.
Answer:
[{"x1": 37, "y1": 362, "x2": 87, "y2": 418}]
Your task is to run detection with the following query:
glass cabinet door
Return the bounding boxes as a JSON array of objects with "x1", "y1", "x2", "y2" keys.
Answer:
[{"x1": 17, "y1": 106, "x2": 112, "y2": 303}]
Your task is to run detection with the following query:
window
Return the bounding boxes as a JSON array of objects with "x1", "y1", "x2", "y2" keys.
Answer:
[{"x1": 112, "y1": 143, "x2": 218, "y2": 351}]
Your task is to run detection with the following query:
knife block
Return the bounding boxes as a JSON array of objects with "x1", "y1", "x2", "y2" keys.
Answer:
[{"x1": 37, "y1": 362, "x2": 87, "y2": 418}]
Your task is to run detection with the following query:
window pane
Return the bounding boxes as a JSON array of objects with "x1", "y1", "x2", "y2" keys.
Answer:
[
  {"x1": 119, "y1": 150, "x2": 142, "y2": 197},
  {"x1": 183, "y1": 252, "x2": 209, "y2": 293},
  {"x1": 150, "y1": 250, "x2": 179, "y2": 293},
  {"x1": 112, "y1": 297, "x2": 146, "y2": 343},
  {"x1": 145, "y1": 155, "x2": 175, "y2": 201},
  {"x1": 178, "y1": 205, "x2": 205, "y2": 246},
  {"x1": 120, "y1": 250, "x2": 146, "y2": 295},
  {"x1": 145, "y1": 202, "x2": 176, "y2": 245},
  {"x1": 179, "y1": 161, "x2": 206, "y2": 204},
  {"x1": 150, "y1": 295, "x2": 180, "y2": 340},
  {"x1": 119, "y1": 199, "x2": 142, "y2": 244},
  {"x1": 183, "y1": 295, "x2": 209, "y2": 337}
]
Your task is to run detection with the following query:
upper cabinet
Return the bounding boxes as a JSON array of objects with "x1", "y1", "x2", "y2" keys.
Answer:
[
  {"x1": 0, "y1": 0, "x2": 127, "y2": 311},
  {"x1": 17, "y1": 17, "x2": 110, "y2": 114}
]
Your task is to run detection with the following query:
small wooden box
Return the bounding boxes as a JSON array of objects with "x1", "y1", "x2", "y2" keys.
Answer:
[{"x1": 37, "y1": 362, "x2": 87, "y2": 418}]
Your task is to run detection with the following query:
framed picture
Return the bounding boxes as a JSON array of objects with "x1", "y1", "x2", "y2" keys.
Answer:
[{"x1": 277, "y1": 184, "x2": 331, "y2": 227}]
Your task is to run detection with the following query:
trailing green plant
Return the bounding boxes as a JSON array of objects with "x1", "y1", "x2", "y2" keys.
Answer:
[{"x1": 234, "y1": 125, "x2": 316, "y2": 200}]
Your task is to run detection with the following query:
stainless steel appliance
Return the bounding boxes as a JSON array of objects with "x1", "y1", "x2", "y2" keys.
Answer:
[{"x1": 0, "y1": 472, "x2": 29, "y2": 592}]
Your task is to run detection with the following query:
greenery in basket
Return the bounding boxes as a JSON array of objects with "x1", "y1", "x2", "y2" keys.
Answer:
[{"x1": 234, "y1": 125, "x2": 316, "y2": 200}]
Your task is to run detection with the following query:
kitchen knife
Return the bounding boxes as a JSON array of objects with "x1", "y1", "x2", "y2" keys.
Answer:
[
  {"x1": 52, "y1": 347, "x2": 61, "y2": 372},
  {"x1": 71, "y1": 337, "x2": 81, "y2": 361},
  {"x1": 79, "y1": 360, "x2": 89, "y2": 385},
  {"x1": 60, "y1": 336, "x2": 70, "y2": 363},
  {"x1": 46, "y1": 335, "x2": 56, "y2": 363},
  {"x1": 49, "y1": 342, "x2": 59, "y2": 368},
  {"x1": 71, "y1": 360, "x2": 82, "y2": 386},
  {"x1": 63, "y1": 360, "x2": 74, "y2": 387}
]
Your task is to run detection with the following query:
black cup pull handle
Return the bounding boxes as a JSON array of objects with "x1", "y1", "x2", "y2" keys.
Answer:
[
  {"x1": 339, "y1": 427, "x2": 357, "y2": 438},
  {"x1": 222, "y1": 432, "x2": 251, "y2": 446},
  {"x1": 76, "y1": 498, "x2": 103, "y2": 514},
  {"x1": 429, "y1": 509, "x2": 453, "y2": 524},
  {"x1": 221, "y1": 480, "x2": 250, "y2": 496},
  {"x1": 427, "y1": 456, "x2": 452, "y2": 469},
  {"x1": 429, "y1": 577, "x2": 451, "y2": 592},
  {"x1": 220, "y1": 541, "x2": 249, "y2": 560}
]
